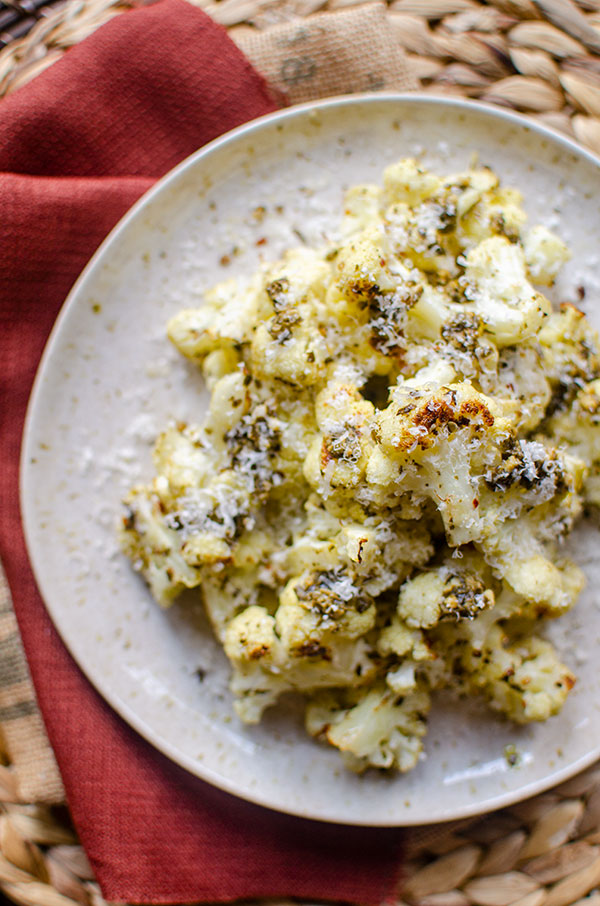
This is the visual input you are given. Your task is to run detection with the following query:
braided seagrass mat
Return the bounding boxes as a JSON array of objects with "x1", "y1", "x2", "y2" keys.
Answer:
[{"x1": 4, "y1": 1, "x2": 600, "y2": 904}]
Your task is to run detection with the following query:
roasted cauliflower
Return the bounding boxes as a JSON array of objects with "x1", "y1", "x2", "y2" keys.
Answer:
[{"x1": 120, "y1": 159, "x2": 598, "y2": 773}]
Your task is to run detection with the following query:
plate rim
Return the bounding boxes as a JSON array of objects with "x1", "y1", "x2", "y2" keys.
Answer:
[{"x1": 20, "y1": 92, "x2": 600, "y2": 826}]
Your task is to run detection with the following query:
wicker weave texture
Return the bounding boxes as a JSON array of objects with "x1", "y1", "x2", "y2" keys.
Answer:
[
  {"x1": 3, "y1": 1, "x2": 600, "y2": 904},
  {"x1": 2, "y1": 751, "x2": 600, "y2": 905},
  {"x1": 3, "y1": 0, "x2": 600, "y2": 156}
]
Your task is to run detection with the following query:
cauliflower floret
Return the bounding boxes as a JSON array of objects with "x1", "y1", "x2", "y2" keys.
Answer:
[
  {"x1": 398, "y1": 567, "x2": 494, "y2": 630},
  {"x1": 152, "y1": 425, "x2": 213, "y2": 494},
  {"x1": 383, "y1": 158, "x2": 442, "y2": 207},
  {"x1": 163, "y1": 472, "x2": 251, "y2": 560},
  {"x1": 373, "y1": 378, "x2": 511, "y2": 544},
  {"x1": 201, "y1": 569, "x2": 274, "y2": 643},
  {"x1": 479, "y1": 438, "x2": 586, "y2": 557},
  {"x1": 501, "y1": 554, "x2": 585, "y2": 616},
  {"x1": 437, "y1": 311, "x2": 499, "y2": 384},
  {"x1": 444, "y1": 163, "x2": 494, "y2": 200},
  {"x1": 328, "y1": 224, "x2": 397, "y2": 321},
  {"x1": 304, "y1": 381, "x2": 375, "y2": 493},
  {"x1": 224, "y1": 599, "x2": 378, "y2": 723},
  {"x1": 305, "y1": 682, "x2": 430, "y2": 772},
  {"x1": 202, "y1": 347, "x2": 242, "y2": 388},
  {"x1": 384, "y1": 198, "x2": 459, "y2": 275},
  {"x1": 490, "y1": 344, "x2": 551, "y2": 432},
  {"x1": 377, "y1": 378, "x2": 501, "y2": 456},
  {"x1": 481, "y1": 438, "x2": 579, "y2": 513},
  {"x1": 460, "y1": 185, "x2": 526, "y2": 248},
  {"x1": 463, "y1": 624, "x2": 575, "y2": 723},
  {"x1": 119, "y1": 486, "x2": 201, "y2": 605},
  {"x1": 377, "y1": 617, "x2": 433, "y2": 662},
  {"x1": 386, "y1": 660, "x2": 420, "y2": 694},
  {"x1": 339, "y1": 517, "x2": 433, "y2": 595},
  {"x1": 265, "y1": 247, "x2": 331, "y2": 304},
  {"x1": 250, "y1": 320, "x2": 326, "y2": 388},
  {"x1": 406, "y1": 282, "x2": 456, "y2": 341},
  {"x1": 222, "y1": 606, "x2": 287, "y2": 721},
  {"x1": 340, "y1": 183, "x2": 382, "y2": 235},
  {"x1": 429, "y1": 600, "x2": 576, "y2": 723},
  {"x1": 248, "y1": 250, "x2": 334, "y2": 388},
  {"x1": 450, "y1": 166, "x2": 499, "y2": 218},
  {"x1": 539, "y1": 304, "x2": 600, "y2": 411},
  {"x1": 475, "y1": 440, "x2": 586, "y2": 602},
  {"x1": 203, "y1": 370, "x2": 252, "y2": 442},
  {"x1": 167, "y1": 274, "x2": 267, "y2": 361},
  {"x1": 221, "y1": 399, "x2": 285, "y2": 498},
  {"x1": 224, "y1": 603, "x2": 278, "y2": 663},
  {"x1": 277, "y1": 570, "x2": 376, "y2": 644},
  {"x1": 284, "y1": 504, "x2": 433, "y2": 598},
  {"x1": 278, "y1": 501, "x2": 342, "y2": 576},
  {"x1": 120, "y1": 393, "x2": 286, "y2": 606},
  {"x1": 523, "y1": 225, "x2": 570, "y2": 286},
  {"x1": 462, "y1": 237, "x2": 552, "y2": 347},
  {"x1": 544, "y1": 379, "x2": 600, "y2": 504},
  {"x1": 371, "y1": 374, "x2": 583, "y2": 571},
  {"x1": 366, "y1": 281, "x2": 425, "y2": 360}
]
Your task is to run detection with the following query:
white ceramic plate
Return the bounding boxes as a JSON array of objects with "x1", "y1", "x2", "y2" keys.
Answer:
[{"x1": 21, "y1": 95, "x2": 600, "y2": 826}]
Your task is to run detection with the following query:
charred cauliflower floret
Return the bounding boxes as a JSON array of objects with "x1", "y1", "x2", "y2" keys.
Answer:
[
  {"x1": 120, "y1": 158, "x2": 595, "y2": 775},
  {"x1": 372, "y1": 376, "x2": 512, "y2": 544},
  {"x1": 248, "y1": 249, "x2": 334, "y2": 387},
  {"x1": 224, "y1": 594, "x2": 378, "y2": 723},
  {"x1": 438, "y1": 311, "x2": 499, "y2": 383},
  {"x1": 376, "y1": 378, "x2": 500, "y2": 457},
  {"x1": 283, "y1": 503, "x2": 433, "y2": 597},
  {"x1": 304, "y1": 381, "x2": 376, "y2": 495},
  {"x1": 384, "y1": 198, "x2": 459, "y2": 275},
  {"x1": 398, "y1": 566, "x2": 495, "y2": 630},
  {"x1": 278, "y1": 570, "x2": 377, "y2": 644},
  {"x1": 305, "y1": 682, "x2": 430, "y2": 772},
  {"x1": 330, "y1": 225, "x2": 396, "y2": 312}
]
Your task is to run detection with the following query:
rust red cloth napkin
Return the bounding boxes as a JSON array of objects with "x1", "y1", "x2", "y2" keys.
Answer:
[{"x1": 0, "y1": 1, "x2": 404, "y2": 902}]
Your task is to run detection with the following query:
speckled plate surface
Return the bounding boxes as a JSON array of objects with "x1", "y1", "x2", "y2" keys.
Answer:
[{"x1": 21, "y1": 95, "x2": 600, "y2": 826}]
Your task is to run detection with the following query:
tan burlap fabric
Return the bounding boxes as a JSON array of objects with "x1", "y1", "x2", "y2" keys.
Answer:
[
  {"x1": 233, "y1": 2, "x2": 417, "y2": 104},
  {"x1": 4, "y1": 5, "x2": 415, "y2": 807}
]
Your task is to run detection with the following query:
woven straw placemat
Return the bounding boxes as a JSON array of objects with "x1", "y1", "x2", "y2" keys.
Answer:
[
  {"x1": 2, "y1": 0, "x2": 600, "y2": 155},
  {"x1": 4, "y1": 1, "x2": 600, "y2": 904}
]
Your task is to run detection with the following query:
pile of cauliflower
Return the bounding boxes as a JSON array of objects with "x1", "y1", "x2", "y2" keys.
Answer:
[{"x1": 120, "y1": 158, "x2": 600, "y2": 773}]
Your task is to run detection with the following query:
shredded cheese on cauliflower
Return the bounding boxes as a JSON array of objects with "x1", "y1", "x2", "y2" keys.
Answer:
[{"x1": 120, "y1": 158, "x2": 599, "y2": 774}]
